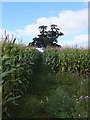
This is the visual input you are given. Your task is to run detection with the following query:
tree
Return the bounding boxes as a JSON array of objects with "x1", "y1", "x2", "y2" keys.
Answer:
[
  {"x1": 38, "y1": 25, "x2": 47, "y2": 36},
  {"x1": 28, "y1": 24, "x2": 64, "y2": 48},
  {"x1": 47, "y1": 24, "x2": 64, "y2": 44}
]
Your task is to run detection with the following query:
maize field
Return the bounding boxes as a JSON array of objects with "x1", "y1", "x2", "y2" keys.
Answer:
[
  {"x1": 43, "y1": 47, "x2": 90, "y2": 75},
  {"x1": 0, "y1": 36, "x2": 89, "y2": 118}
]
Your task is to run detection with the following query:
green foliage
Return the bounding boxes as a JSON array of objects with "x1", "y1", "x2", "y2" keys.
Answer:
[
  {"x1": 43, "y1": 47, "x2": 90, "y2": 75},
  {"x1": 0, "y1": 37, "x2": 89, "y2": 118},
  {"x1": 45, "y1": 73, "x2": 88, "y2": 118},
  {"x1": 29, "y1": 24, "x2": 64, "y2": 48},
  {"x1": 46, "y1": 87, "x2": 74, "y2": 118},
  {"x1": 16, "y1": 72, "x2": 88, "y2": 118},
  {"x1": 0, "y1": 36, "x2": 40, "y2": 118}
]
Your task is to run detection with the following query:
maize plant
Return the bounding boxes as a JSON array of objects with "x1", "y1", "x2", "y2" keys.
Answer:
[
  {"x1": 0, "y1": 36, "x2": 40, "y2": 118},
  {"x1": 43, "y1": 47, "x2": 90, "y2": 76}
]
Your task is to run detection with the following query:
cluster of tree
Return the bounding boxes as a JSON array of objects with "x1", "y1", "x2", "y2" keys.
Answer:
[{"x1": 28, "y1": 24, "x2": 64, "y2": 48}]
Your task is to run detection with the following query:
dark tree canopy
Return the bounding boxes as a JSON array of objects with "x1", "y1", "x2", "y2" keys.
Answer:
[{"x1": 28, "y1": 24, "x2": 64, "y2": 48}]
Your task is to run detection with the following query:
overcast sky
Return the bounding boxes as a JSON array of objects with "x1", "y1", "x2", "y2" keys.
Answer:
[{"x1": 0, "y1": 2, "x2": 88, "y2": 48}]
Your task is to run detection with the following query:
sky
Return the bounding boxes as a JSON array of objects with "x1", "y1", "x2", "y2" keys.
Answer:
[{"x1": 0, "y1": 2, "x2": 88, "y2": 48}]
